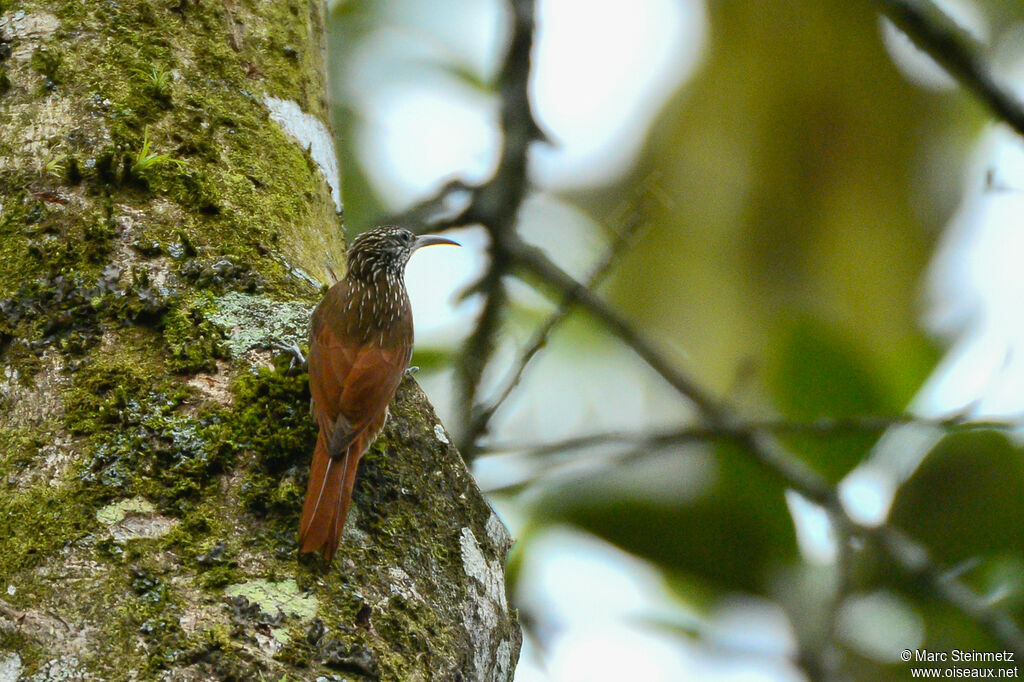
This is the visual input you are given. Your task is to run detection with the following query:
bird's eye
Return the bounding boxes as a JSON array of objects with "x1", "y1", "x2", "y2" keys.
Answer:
[{"x1": 402, "y1": 231, "x2": 413, "y2": 243}]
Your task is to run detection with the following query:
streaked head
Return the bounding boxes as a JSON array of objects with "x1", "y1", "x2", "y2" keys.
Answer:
[{"x1": 346, "y1": 225, "x2": 459, "y2": 280}]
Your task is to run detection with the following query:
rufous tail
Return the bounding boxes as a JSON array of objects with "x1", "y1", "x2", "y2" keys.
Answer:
[{"x1": 298, "y1": 433, "x2": 363, "y2": 563}]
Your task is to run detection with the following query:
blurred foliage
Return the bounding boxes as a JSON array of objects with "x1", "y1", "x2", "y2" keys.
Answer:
[
  {"x1": 768, "y1": 316, "x2": 938, "y2": 482},
  {"x1": 329, "y1": 0, "x2": 1024, "y2": 678},
  {"x1": 540, "y1": 443, "x2": 798, "y2": 594},
  {"x1": 893, "y1": 430, "x2": 1024, "y2": 565},
  {"x1": 610, "y1": 0, "x2": 962, "y2": 397}
]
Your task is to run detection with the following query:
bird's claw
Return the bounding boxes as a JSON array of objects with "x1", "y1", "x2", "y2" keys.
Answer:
[
  {"x1": 404, "y1": 365, "x2": 420, "y2": 377},
  {"x1": 270, "y1": 338, "x2": 307, "y2": 371}
]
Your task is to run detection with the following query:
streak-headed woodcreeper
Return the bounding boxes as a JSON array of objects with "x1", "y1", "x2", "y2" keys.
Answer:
[{"x1": 299, "y1": 225, "x2": 459, "y2": 562}]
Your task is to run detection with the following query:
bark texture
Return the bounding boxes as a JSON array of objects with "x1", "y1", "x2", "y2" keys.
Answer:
[{"x1": 0, "y1": 0, "x2": 520, "y2": 679}]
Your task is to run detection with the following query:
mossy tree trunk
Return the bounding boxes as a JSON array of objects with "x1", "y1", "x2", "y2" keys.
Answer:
[{"x1": 0, "y1": 1, "x2": 520, "y2": 680}]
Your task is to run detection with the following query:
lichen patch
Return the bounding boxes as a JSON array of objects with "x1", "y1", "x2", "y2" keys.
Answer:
[
  {"x1": 223, "y1": 579, "x2": 317, "y2": 621},
  {"x1": 107, "y1": 202, "x2": 181, "y2": 294},
  {"x1": 110, "y1": 515, "x2": 178, "y2": 542},
  {"x1": 387, "y1": 567, "x2": 424, "y2": 604},
  {"x1": 36, "y1": 434, "x2": 75, "y2": 487},
  {"x1": 253, "y1": 628, "x2": 286, "y2": 658},
  {"x1": 207, "y1": 291, "x2": 311, "y2": 358},
  {"x1": 0, "y1": 599, "x2": 93, "y2": 654},
  {"x1": 21, "y1": 96, "x2": 76, "y2": 164},
  {"x1": 26, "y1": 656, "x2": 89, "y2": 682},
  {"x1": 459, "y1": 527, "x2": 513, "y2": 677},
  {"x1": 95, "y1": 496, "x2": 156, "y2": 525},
  {"x1": 460, "y1": 527, "x2": 507, "y2": 610},
  {"x1": 433, "y1": 423, "x2": 450, "y2": 445},
  {"x1": 0, "y1": 652, "x2": 22, "y2": 682},
  {"x1": 176, "y1": 605, "x2": 229, "y2": 637},
  {"x1": 485, "y1": 512, "x2": 512, "y2": 554},
  {"x1": 95, "y1": 496, "x2": 178, "y2": 541},
  {"x1": 0, "y1": 351, "x2": 68, "y2": 428},
  {"x1": 0, "y1": 95, "x2": 79, "y2": 173}
]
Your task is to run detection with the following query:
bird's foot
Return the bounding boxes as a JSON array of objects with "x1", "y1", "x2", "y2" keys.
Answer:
[
  {"x1": 270, "y1": 338, "x2": 307, "y2": 372},
  {"x1": 404, "y1": 365, "x2": 420, "y2": 377}
]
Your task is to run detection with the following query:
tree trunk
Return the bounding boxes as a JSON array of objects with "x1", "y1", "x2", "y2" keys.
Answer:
[{"x1": 0, "y1": 1, "x2": 520, "y2": 680}]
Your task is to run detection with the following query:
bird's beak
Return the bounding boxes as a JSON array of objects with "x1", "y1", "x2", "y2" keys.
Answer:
[{"x1": 414, "y1": 235, "x2": 460, "y2": 250}]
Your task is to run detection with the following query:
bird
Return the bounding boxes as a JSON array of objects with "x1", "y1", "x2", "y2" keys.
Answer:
[{"x1": 298, "y1": 225, "x2": 459, "y2": 563}]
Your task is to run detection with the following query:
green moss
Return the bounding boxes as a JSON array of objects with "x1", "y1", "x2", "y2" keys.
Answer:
[
  {"x1": 195, "y1": 564, "x2": 240, "y2": 590},
  {"x1": 0, "y1": 631, "x2": 41, "y2": 672},
  {"x1": 29, "y1": 46, "x2": 62, "y2": 91},
  {"x1": 64, "y1": 330, "x2": 181, "y2": 422},
  {"x1": 0, "y1": 0, "x2": 346, "y2": 303},
  {"x1": 131, "y1": 64, "x2": 174, "y2": 111},
  {"x1": 188, "y1": 358, "x2": 316, "y2": 572},
  {"x1": 176, "y1": 256, "x2": 266, "y2": 294},
  {"x1": 0, "y1": 472, "x2": 98, "y2": 576},
  {"x1": 2, "y1": 0, "x2": 518, "y2": 677},
  {"x1": 273, "y1": 623, "x2": 315, "y2": 667},
  {"x1": 58, "y1": 331, "x2": 238, "y2": 511},
  {"x1": 31, "y1": 0, "x2": 344, "y2": 289},
  {"x1": 161, "y1": 501, "x2": 239, "y2": 576},
  {"x1": 0, "y1": 194, "x2": 115, "y2": 293},
  {"x1": 0, "y1": 426, "x2": 45, "y2": 475},
  {"x1": 227, "y1": 360, "x2": 315, "y2": 520},
  {"x1": 3, "y1": 371, "x2": 516, "y2": 678},
  {"x1": 94, "y1": 563, "x2": 190, "y2": 675},
  {"x1": 161, "y1": 292, "x2": 227, "y2": 373},
  {"x1": 0, "y1": 257, "x2": 167, "y2": 367}
]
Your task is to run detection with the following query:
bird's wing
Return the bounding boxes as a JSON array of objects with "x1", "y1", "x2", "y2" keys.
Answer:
[{"x1": 308, "y1": 314, "x2": 411, "y2": 459}]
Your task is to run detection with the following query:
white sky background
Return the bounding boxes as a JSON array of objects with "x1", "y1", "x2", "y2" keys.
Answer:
[{"x1": 333, "y1": 0, "x2": 1024, "y2": 678}]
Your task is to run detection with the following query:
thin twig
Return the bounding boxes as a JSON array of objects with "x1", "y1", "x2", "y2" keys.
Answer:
[
  {"x1": 376, "y1": 0, "x2": 1024, "y2": 657},
  {"x1": 476, "y1": 413, "x2": 1024, "y2": 458},
  {"x1": 390, "y1": 179, "x2": 478, "y2": 234},
  {"x1": 460, "y1": 215, "x2": 647, "y2": 457},
  {"x1": 381, "y1": 3, "x2": 544, "y2": 452},
  {"x1": 443, "y1": 0, "x2": 543, "y2": 451},
  {"x1": 509, "y1": 233, "x2": 833, "y2": 500},
  {"x1": 875, "y1": 526, "x2": 1024, "y2": 651},
  {"x1": 875, "y1": 0, "x2": 1024, "y2": 138},
  {"x1": 509, "y1": 235, "x2": 722, "y2": 417},
  {"x1": 507, "y1": 231, "x2": 1024, "y2": 655}
]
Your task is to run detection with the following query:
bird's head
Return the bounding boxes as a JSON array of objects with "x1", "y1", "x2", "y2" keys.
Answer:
[{"x1": 346, "y1": 226, "x2": 459, "y2": 281}]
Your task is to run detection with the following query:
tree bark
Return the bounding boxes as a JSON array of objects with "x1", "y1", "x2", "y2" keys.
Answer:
[{"x1": 0, "y1": 1, "x2": 520, "y2": 680}]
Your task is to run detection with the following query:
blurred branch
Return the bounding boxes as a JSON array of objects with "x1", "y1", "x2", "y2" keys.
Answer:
[
  {"x1": 451, "y1": 0, "x2": 541, "y2": 449},
  {"x1": 459, "y1": 215, "x2": 647, "y2": 458},
  {"x1": 388, "y1": 179, "x2": 477, "y2": 233},
  {"x1": 382, "y1": 0, "x2": 1024, "y2": 659},
  {"x1": 389, "y1": 0, "x2": 543, "y2": 446},
  {"x1": 477, "y1": 413, "x2": 1024, "y2": 458},
  {"x1": 508, "y1": 234, "x2": 835, "y2": 501},
  {"x1": 506, "y1": 233, "x2": 1024, "y2": 655},
  {"x1": 876, "y1": 526, "x2": 1024, "y2": 654},
  {"x1": 875, "y1": 0, "x2": 1024, "y2": 138},
  {"x1": 509, "y1": 236, "x2": 721, "y2": 416}
]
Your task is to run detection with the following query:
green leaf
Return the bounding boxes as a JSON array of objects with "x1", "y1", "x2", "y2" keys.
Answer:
[
  {"x1": 767, "y1": 316, "x2": 886, "y2": 482},
  {"x1": 769, "y1": 316, "x2": 887, "y2": 419},
  {"x1": 891, "y1": 430, "x2": 1024, "y2": 564}
]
